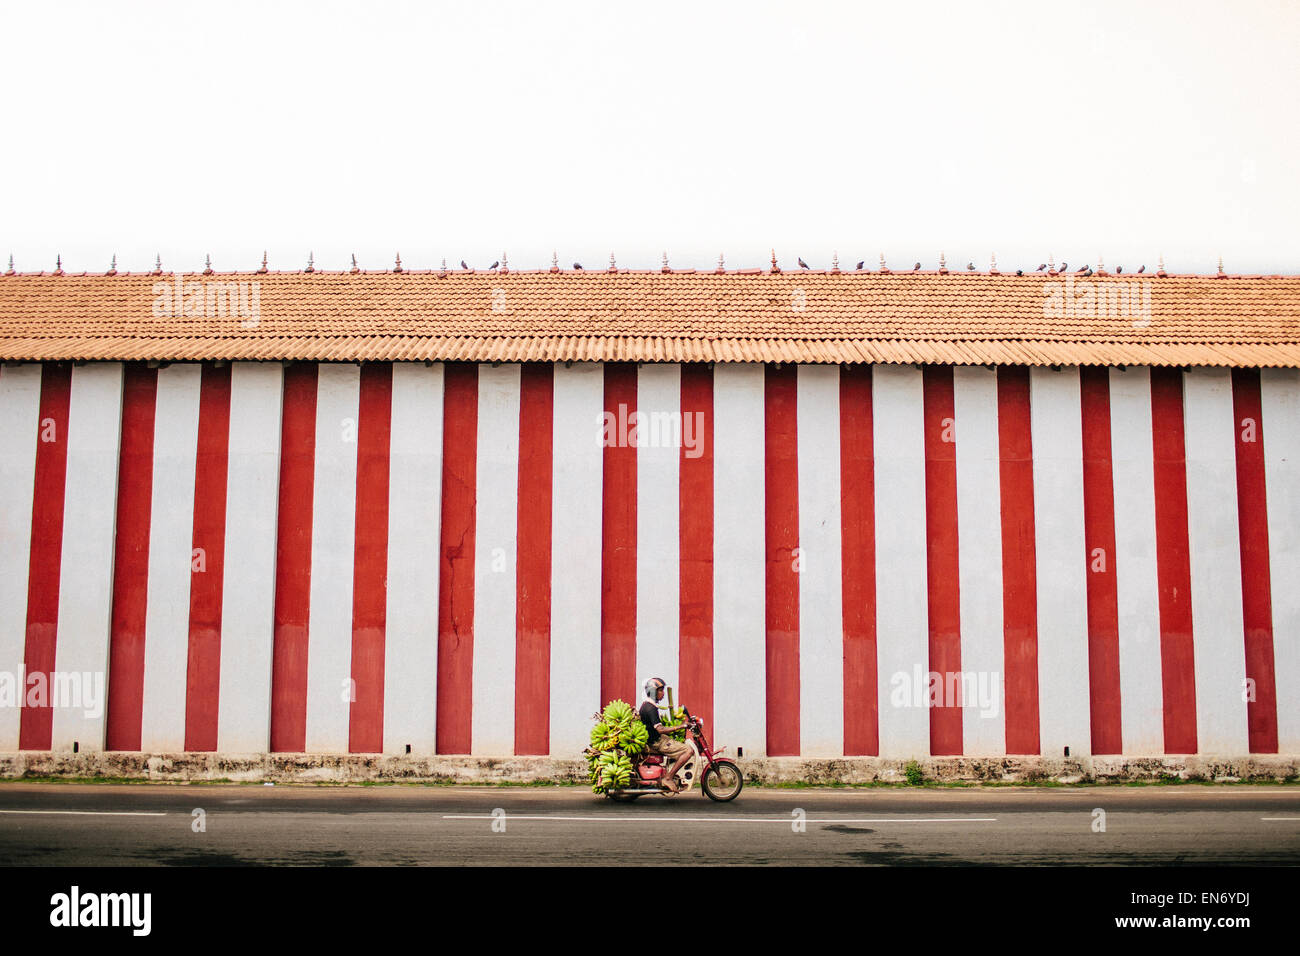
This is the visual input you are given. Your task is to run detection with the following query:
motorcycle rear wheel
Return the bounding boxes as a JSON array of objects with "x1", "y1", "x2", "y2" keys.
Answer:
[
  {"x1": 607, "y1": 791, "x2": 643, "y2": 802},
  {"x1": 700, "y1": 760, "x2": 743, "y2": 802}
]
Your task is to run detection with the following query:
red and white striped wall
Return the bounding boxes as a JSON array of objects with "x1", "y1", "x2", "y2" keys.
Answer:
[{"x1": 0, "y1": 360, "x2": 1297, "y2": 758}]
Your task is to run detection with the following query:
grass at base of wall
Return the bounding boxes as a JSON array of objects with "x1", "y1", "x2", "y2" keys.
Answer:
[{"x1": 0, "y1": 774, "x2": 1296, "y2": 788}]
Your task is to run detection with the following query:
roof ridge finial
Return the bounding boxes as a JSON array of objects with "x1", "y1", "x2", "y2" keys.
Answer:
[
  {"x1": 608, "y1": 252, "x2": 617, "y2": 273},
  {"x1": 662, "y1": 251, "x2": 670, "y2": 273},
  {"x1": 1048, "y1": 254, "x2": 1055, "y2": 273},
  {"x1": 938, "y1": 251, "x2": 948, "y2": 274},
  {"x1": 1217, "y1": 254, "x2": 1225, "y2": 276},
  {"x1": 393, "y1": 251, "x2": 402, "y2": 273},
  {"x1": 5, "y1": 254, "x2": 13, "y2": 275},
  {"x1": 716, "y1": 252, "x2": 725, "y2": 273},
  {"x1": 350, "y1": 253, "x2": 359, "y2": 274},
  {"x1": 153, "y1": 253, "x2": 163, "y2": 276},
  {"x1": 990, "y1": 252, "x2": 999, "y2": 274},
  {"x1": 440, "y1": 257, "x2": 448, "y2": 276},
  {"x1": 500, "y1": 251, "x2": 508, "y2": 274},
  {"x1": 204, "y1": 253, "x2": 213, "y2": 275},
  {"x1": 770, "y1": 249, "x2": 780, "y2": 273},
  {"x1": 1097, "y1": 253, "x2": 1104, "y2": 273},
  {"x1": 257, "y1": 250, "x2": 268, "y2": 274},
  {"x1": 1157, "y1": 254, "x2": 1166, "y2": 277},
  {"x1": 550, "y1": 251, "x2": 559, "y2": 274},
  {"x1": 831, "y1": 251, "x2": 839, "y2": 272},
  {"x1": 305, "y1": 251, "x2": 315, "y2": 273},
  {"x1": 54, "y1": 254, "x2": 63, "y2": 275},
  {"x1": 107, "y1": 254, "x2": 116, "y2": 276}
]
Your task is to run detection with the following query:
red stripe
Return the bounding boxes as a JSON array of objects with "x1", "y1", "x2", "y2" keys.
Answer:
[
  {"x1": 922, "y1": 366, "x2": 962, "y2": 755},
  {"x1": 515, "y1": 363, "x2": 554, "y2": 755},
  {"x1": 348, "y1": 363, "x2": 393, "y2": 753},
  {"x1": 1150, "y1": 368, "x2": 1198, "y2": 754},
  {"x1": 1079, "y1": 367, "x2": 1123, "y2": 754},
  {"x1": 1230, "y1": 368, "x2": 1278, "y2": 753},
  {"x1": 763, "y1": 365, "x2": 799, "y2": 756},
  {"x1": 105, "y1": 364, "x2": 158, "y2": 751},
  {"x1": 839, "y1": 365, "x2": 878, "y2": 755},
  {"x1": 19, "y1": 363, "x2": 72, "y2": 751},
  {"x1": 997, "y1": 367, "x2": 1040, "y2": 754},
  {"x1": 678, "y1": 364, "x2": 714, "y2": 736},
  {"x1": 436, "y1": 362, "x2": 478, "y2": 753},
  {"x1": 600, "y1": 364, "x2": 637, "y2": 708},
  {"x1": 184, "y1": 362, "x2": 232, "y2": 751},
  {"x1": 270, "y1": 362, "x2": 318, "y2": 752}
]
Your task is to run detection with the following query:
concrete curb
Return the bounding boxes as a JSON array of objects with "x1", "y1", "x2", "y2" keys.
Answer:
[{"x1": 1, "y1": 752, "x2": 1297, "y2": 785}]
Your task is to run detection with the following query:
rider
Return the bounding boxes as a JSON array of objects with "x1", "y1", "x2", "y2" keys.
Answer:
[{"x1": 639, "y1": 677, "x2": 692, "y2": 794}]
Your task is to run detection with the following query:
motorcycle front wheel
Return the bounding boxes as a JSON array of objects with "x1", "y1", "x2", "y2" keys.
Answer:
[{"x1": 700, "y1": 760, "x2": 743, "y2": 802}]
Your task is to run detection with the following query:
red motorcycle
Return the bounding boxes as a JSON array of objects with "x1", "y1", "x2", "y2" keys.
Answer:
[{"x1": 606, "y1": 709, "x2": 743, "y2": 802}]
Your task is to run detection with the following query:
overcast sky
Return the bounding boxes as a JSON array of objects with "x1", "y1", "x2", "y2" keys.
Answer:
[{"x1": 1, "y1": 0, "x2": 1297, "y2": 276}]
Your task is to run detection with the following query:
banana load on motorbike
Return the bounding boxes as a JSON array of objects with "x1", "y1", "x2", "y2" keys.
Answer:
[{"x1": 584, "y1": 682, "x2": 743, "y2": 802}]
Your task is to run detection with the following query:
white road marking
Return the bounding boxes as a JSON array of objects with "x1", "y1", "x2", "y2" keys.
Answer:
[
  {"x1": 0, "y1": 809, "x2": 168, "y2": 816},
  {"x1": 1261, "y1": 817, "x2": 1300, "y2": 821},
  {"x1": 442, "y1": 814, "x2": 996, "y2": 823}
]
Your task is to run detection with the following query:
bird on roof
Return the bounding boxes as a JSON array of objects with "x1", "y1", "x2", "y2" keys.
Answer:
[
  {"x1": 1037, "y1": 263, "x2": 1047, "y2": 271},
  {"x1": 1115, "y1": 265, "x2": 1123, "y2": 274},
  {"x1": 967, "y1": 261, "x2": 975, "y2": 271},
  {"x1": 1083, "y1": 266, "x2": 1093, "y2": 276},
  {"x1": 1059, "y1": 262, "x2": 1067, "y2": 273},
  {"x1": 1016, "y1": 269, "x2": 1024, "y2": 276},
  {"x1": 461, "y1": 260, "x2": 469, "y2": 270},
  {"x1": 1076, "y1": 264, "x2": 1087, "y2": 273},
  {"x1": 856, "y1": 260, "x2": 864, "y2": 270},
  {"x1": 487, "y1": 261, "x2": 499, "y2": 270},
  {"x1": 573, "y1": 262, "x2": 583, "y2": 270},
  {"x1": 913, "y1": 262, "x2": 921, "y2": 271},
  {"x1": 797, "y1": 257, "x2": 810, "y2": 269},
  {"x1": 1137, "y1": 265, "x2": 1146, "y2": 273}
]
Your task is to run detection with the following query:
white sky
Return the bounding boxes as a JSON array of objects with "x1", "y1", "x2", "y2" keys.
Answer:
[{"x1": 1, "y1": 0, "x2": 1297, "y2": 276}]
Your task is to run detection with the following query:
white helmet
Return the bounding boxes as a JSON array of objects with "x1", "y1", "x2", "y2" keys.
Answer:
[{"x1": 644, "y1": 676, "x2": 665, "y2": 699}]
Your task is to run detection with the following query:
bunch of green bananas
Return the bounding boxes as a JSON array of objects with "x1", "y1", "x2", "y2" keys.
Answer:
[
  {"x1": 659, "y1": 706, "x2": 688, "y2": 741},
  {"x1": 595, "y1": 750, "x2": 632, "y2": 790},
  {"x1": 586, "y1": 699, "x2": 646, "y2": 793}
]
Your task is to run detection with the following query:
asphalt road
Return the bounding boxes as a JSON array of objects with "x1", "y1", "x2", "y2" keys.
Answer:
[{"x1": 1, "y1": 783, "x2": 1298, "y2": 866}]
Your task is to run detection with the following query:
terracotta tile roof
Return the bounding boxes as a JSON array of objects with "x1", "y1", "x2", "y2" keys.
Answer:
[{"x1": 2, "y1": 269, "x2": 1299, "y2": 366}]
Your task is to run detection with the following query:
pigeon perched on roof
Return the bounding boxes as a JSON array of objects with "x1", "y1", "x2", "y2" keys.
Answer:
[
  {"x1": 487, "y1": 261, "x2": 499, "y2": 270},
  {"x1": 461, "y1": 260, "x2": 469, "y2": 270},
  {"x1": 1083, "y1": 266, "x2": 1093, "y2": 276},
  {"x1": 573, "y1": 262, "x2": 583, "y2": 270},
  {"x1": 856, "y1": 260, "x2": 865, "y2": 270},
  {"x1": 1059, "y1": 262, "x2": 1067, "y2": 273},
  {"x1": 1037, "y1": 264, "x2": 1047, "y2": 271},
  {"x1": 1115, "y1": 265, "x2": 1122, "y2": 274},
  {"x1": 1076, "y1": 265, "x2": 1087, "y2": 273},
  {"x1": 967, "y1": 261, "x2": 976, "y2": 271},
  {"x1": 797, "y1": 257, "x2": 810, "y2": 269},
  {"x1": 913, "y1": 262, "x2": 921, "y2": 271},
  {"x1": 1137, "y1": 265, "x2": 1146, "y2": 273},
  {"x1": 1016, "y1": 269, "x2": 1024, "y2": 276}
]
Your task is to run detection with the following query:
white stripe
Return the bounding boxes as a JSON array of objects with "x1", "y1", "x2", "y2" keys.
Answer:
[
  {"x1": 1108, "y1": 367, "x2": 1164, "y2": 754},
  {"x1": 0, "y1": 364, "x2": 42, "y2": 751},
  {"x1": 636, "y1": 364, "x2": 681, "y2": 701},
  {"x1": 549, "y1": 362, "x2": 605, "y2": 755},
  {"x1": 1184, "y1": 368, "x2": 1248, "y2": 753},
  {"x1": 953, "y1": 367, "x2": 1005, "y2": 756},
  {"x1": 383, "y1": 362, "x2": 444, "y2": 755},
  {"x1": 216, "y1": 363, "x2": 284, "y2": 752},
  {"x1": 51, "y1": 363, "x2": 124, "y2": 751},
  {"x1": 712, "y1": 364, "x2": 767, "y2": 756},
  {"x1": 470, "y1": 363, "x2": 520, "y2": 755},
  {"x1": 1261, "y1": 368, "x2": 1300, "y2": 752},
  {"x1": 796, "y1": 365, "x2": 843, "y2": 757},
  {"x1": 304, "y1": 364, "x2": 360, "y2": 753},
  {"x1": 1029, "y1": 367, "x2": 1091, "y2": 756},
  {"x1": 873, "y1": 364, "x2": 930, "y2": 757},
  {"x1": 140, "y1": 364, "x2": 202, "y2": 752}
]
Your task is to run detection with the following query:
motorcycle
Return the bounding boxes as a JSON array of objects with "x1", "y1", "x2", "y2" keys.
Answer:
[{"x1": 604, "y1": 709, "x2": 743, "y2": 802}]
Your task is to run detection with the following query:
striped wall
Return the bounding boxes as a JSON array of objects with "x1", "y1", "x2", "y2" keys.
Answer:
[{"x1": 0, "y1": 360, "x2": 1296, "y2": 758}]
